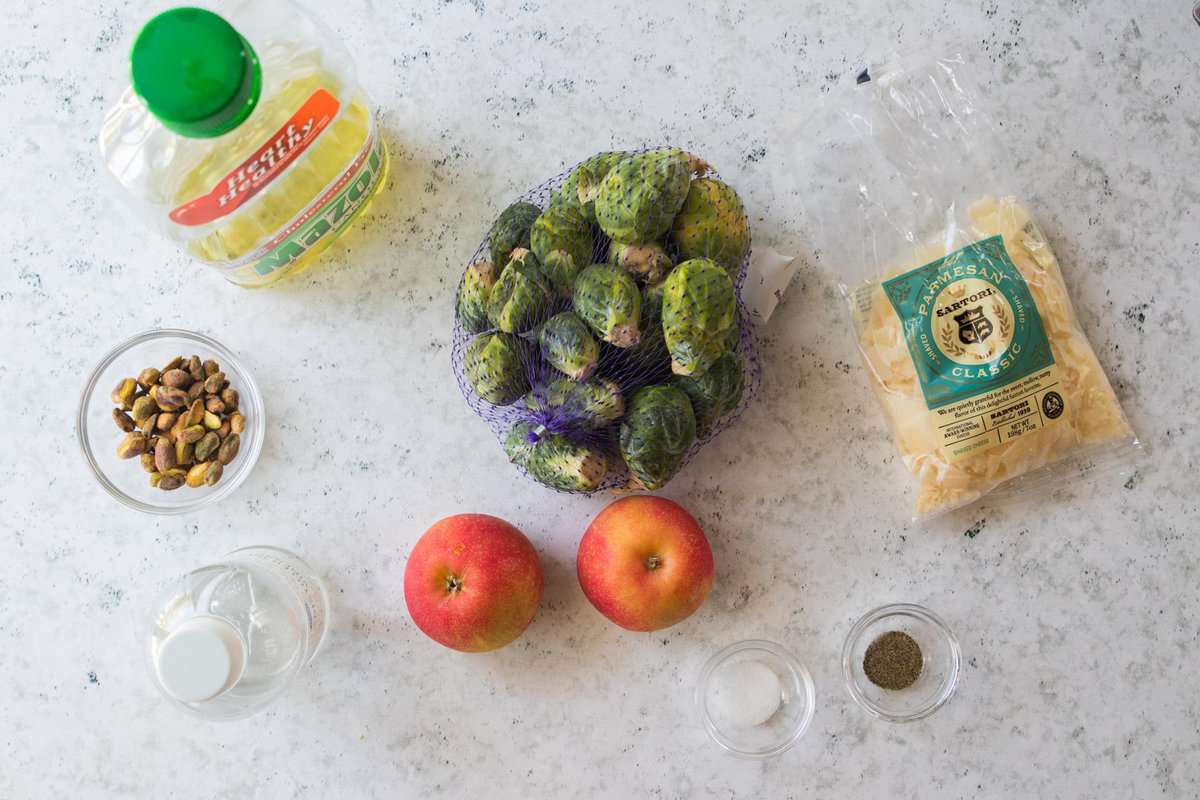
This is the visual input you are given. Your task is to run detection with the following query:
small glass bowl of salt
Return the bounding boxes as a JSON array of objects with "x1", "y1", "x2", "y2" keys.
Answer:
[{"x1": 695, "y1": 639, "x2": 816, "y2": 758}]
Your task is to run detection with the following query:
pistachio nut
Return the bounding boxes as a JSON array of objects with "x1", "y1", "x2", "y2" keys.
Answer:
[
  {"x1": 158, "y1": 469, "x2": 187, "y2": 491},
  {"x1": 195, "y1": 432, "x2": 220, "y2": 462},
  {"x1": 186, "y1": 463, "x2": 210, "y2": 488},
  {"x1": 205, "y1": 396, "x2": 227, "y2": 415},
  {"x1": 169, "y1": 412, "x2": 188, "y2": 444},
  {"x1": 149, "y1": 471, "x2": 163, "y2": 488},
  {"x1": 180, "y1": 424, "x2": 206, "y2": 444},
  {"x1": 220, "y1": 388, "x2": 239, "y2": 411},
  {"x1": 187, "y1": 381, "x2": 206, "y2": 402},
  {"x1": 131, "y1": 395, "x2": 158, "y2": 424},
  {"x1": 203, "y1": 359, "x2": 220, "y2": 377},
  {"x1": 203, "y1": 372, "x2": 226, "y2": 394},
  {"x1": 203, "y1": 410, "x2": 221, "y2": 430},
  {"x1": 203, "y1": 461, "x2": 224, "y2": 486},
  {"x1": 154, "y1": 436, "x2": 177, "y2": 473},
  {"x1": 116, "y1": 432, "x2": 146, "y2": 459},
  {"x1": 112, "y1": 408, "x2": 135, "y2": 433},
  {"x1": 217, "y1": 433, "x2": 241, "y2": 465},
  {"x1": 136, "y1": 367, "x2": 161, "y2": 389},
  {"x1": 149, "y1": 385, "x2": 160, "y2": 403},
  {"x1": 175, "y1": 439, "x2": 195, "y2": 467},
  {"x1": 230, "y1": 411, "x2": 245, "y2": 434},
  {"x1": 156, "y1": 412, "x2": 177, "y2": 432},
  {"x1": 156, "y1": 386, "x2": 188, "y2": 410},
  {"x1": 162, "y1": 368, "x2": 192, "y2": 389},
  {"x1": 216, "y1": 419, "x2": 231, "y2": 439},
  {"x1": 139, "y1": 413, "x2": 158, "y2": 437},
  {"x1": 162, "y1": 355, "x2": 184, "y2": 373},
  {"x1": 187, "y1": 355, "x2": 204, "y2": 383},
  {"x1": 111, "y1": 378, "x2": 137, "y2": 408},
  {"x1": 185, "y1": 398, "x2": 205, "y2": 426},
  {"x1": 140, "y1": 452, "x2": 157, "y2": 473}
]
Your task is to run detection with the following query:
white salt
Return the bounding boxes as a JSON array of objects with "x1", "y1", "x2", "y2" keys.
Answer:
[{"x1": 709, "y1": 659, "x2": 783, "y2": 728}]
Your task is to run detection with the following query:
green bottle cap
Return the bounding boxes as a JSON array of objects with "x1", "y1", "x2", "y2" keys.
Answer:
[{"x1": 130, "y1": 7, "x2": 261, "y2": 138}]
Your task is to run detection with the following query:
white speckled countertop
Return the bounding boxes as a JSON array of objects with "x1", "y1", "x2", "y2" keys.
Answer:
[{"x1": 2, "y1": 1, "x2": 1198, "y2": 797}]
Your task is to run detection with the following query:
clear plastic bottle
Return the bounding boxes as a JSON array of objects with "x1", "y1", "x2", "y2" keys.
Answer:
[
  {"x1": 145, "y1": 546, "x2": 330, "y2": 720},
  {"x1": 100, "y1": 1, "x2": 389, "y2": 287}
]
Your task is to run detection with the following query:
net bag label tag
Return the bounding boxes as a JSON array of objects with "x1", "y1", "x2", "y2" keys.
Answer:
[{"x1": 742, "y1": 247, "x2": 799, "y2": 323}]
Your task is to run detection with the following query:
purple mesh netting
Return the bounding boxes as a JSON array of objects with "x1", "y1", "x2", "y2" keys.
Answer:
[{"x1": 451, "y1": 150, "x2": 763, "y2": 493}]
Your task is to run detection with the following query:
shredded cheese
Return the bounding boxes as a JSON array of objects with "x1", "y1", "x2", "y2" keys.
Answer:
[{"x1": 853, "y1": 197, "x2": 1135, "y2": 518}]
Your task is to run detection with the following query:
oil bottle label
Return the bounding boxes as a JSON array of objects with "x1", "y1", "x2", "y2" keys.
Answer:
[
  {"x1": 169, "y1": 89, "x2": 341, "y2": 227},
  {"x1": 248, "y1": 132, "x2": 386, "y2": 276}
]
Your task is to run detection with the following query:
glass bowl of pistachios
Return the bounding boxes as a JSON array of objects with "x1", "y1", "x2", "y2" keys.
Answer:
[{"x1": 76, "y1": 329, "x2": 265, "y2": 515}]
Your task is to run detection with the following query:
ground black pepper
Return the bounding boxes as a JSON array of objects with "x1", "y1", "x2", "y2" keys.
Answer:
[{"x1": 863, "y1": 630, "x2": 923, "y2": 690}]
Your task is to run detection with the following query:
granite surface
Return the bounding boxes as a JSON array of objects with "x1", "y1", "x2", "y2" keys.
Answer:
[{"x1": 2, "y1": 1, "x2": 1198, "y2": 797}]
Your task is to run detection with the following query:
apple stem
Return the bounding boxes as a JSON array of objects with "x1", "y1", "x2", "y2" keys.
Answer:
[
  {"x1": 645, "y1": 555, "x2": 662, "y2": 571},
  {"x1": 445, "y1": 574, "x2": 464, "y2": 593}
]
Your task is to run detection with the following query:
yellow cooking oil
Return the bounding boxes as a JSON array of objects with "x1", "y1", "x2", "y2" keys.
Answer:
[
  {"x1": 174, "y1": 74, "x2": 389, "y2": 287},
  {"x1": 100, "y1": 3, "x2": 388, "y2": 287}
]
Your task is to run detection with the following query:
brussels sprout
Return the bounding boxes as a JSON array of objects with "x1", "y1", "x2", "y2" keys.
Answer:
[
  {"x1": 503, "y1": 421, "x2": 537, "y2": 466},
  {"x1": 463, "y1": 332, "x2": 530, "y2": 406},
  {"x1": 531, "y1": 199, "x2": 594, "y2": 297},
  {"x1": 455, "y1": 260, "x2": 499, "y2": 333},
  {"x1": 595, "y1": 149, "x2": 707, "y2": 243},
  {"x1": 487, "y1": 249, "x2": 553, "y2": 334},
  {"x1": 671, "y1": 352, "x2": 745, "y2": 437},
  {"x1": 608, "y1": 240, "x2": 673, "y2": 285},
  {"x1": 671, "y1": 178, "x2": 750, "y2": 274},
  {"x1": 573, "y1": 264, "x2": 642, "y2": 347},
  {"x1": 662, "y1": 258, "x2": 736, "y2": 377},
  {"x1": 562, "y1": 151, "x2": 627, "y2": 223},
  {"x1": 619, "y1": 385, "x2": 697, "y2": 490},
  {"x1": 640, "y1": 280, "x2": 670, "y2": 357},
  {"x1": 535, "y1": 376, "x2": 625, "y2": 429},
  {"x1": 539, "y1": 312, "x2": 600, "y2": 381},
  {"x1": 724, "y1": 305, "x2": 743, "y2": 353},
  {"x1": 613, "y1": 280, "x2": 670, "y2": 382},
  {"x1": 490, "y1": 201, "x2": 542, "y2": 268},
  {"x1": 505, "y1": 422, "x2": 608, "y2": 492}
]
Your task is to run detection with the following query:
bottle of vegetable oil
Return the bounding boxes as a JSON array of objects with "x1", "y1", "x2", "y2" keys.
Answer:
[{"x1": 100, "y1": 1, "x2": 389, "y2": 287}]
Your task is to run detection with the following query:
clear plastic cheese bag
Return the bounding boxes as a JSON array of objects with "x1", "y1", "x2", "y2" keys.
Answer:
[{"x1": 784, "y1": 54, "x2": 1139, "y2": 520}]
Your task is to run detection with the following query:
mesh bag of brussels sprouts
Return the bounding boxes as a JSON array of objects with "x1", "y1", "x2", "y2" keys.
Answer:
[{"x1": 451, "y1": 148, "x2": 762, "y2": 493}]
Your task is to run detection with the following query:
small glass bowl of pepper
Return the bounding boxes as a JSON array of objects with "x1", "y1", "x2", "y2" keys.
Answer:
[{"x1": 842, "y1": 603, "x2": 961, "y2": 722}]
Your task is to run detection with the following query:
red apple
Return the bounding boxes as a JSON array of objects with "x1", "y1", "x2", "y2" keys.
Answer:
[
  {"x1": 576, "y1": 496, "x2": 714, "y2": 632},
  {"x1": 404, "y1": 514, "x2": 543, "y2": 652}
]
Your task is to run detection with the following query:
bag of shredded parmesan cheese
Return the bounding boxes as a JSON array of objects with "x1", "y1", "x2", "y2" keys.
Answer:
[{"x1": 792, "y1": 54, "x2": 1139, "y2": 520}]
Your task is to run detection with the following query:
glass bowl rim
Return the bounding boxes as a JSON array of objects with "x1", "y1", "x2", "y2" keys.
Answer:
[
  {"x1": 841, "y1": 602, "x2": 961, "y2": 723},
  {"x1": 76, "y1": 327, "x2": 265, "y2": 516},
  {"x1": 695, "y1": 638, "x2": 817, "y2": 759}
]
